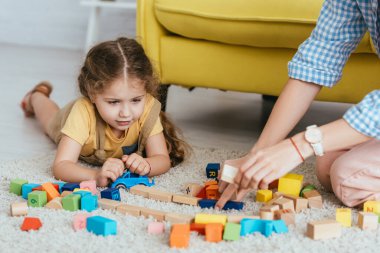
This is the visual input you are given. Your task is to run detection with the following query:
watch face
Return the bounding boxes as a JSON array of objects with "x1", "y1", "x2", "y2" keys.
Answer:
[{"x1": 305, "y1": 128, "x2": 322, "y2": 143}]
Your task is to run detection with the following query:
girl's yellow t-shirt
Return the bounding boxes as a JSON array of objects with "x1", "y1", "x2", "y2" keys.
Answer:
[{"x1": 60, "y1": 94, "x2": 163, "y2": 159}]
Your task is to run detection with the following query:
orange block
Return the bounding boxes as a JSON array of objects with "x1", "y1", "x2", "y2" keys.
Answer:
[
  {"x1": 206, "y1": 185, "x2": 220, "y2": 200},
  {"x1": 205, "y1": 223, "x2": 224, "y2": 242},
  {"x1": 42, "y1": 183, "x2": 60, "y2": 201},
  {"x1": 21, "y1": 217, "x2": 42, "y2": 231},
  {"x1": 204, "y1": 180, "x2": 218, "y2": 187},
  {"x1": 170, "y1": 224, "x2": 190, "y2": 248}
]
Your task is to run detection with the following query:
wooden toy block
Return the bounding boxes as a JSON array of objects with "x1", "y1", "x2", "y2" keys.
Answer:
[
  {"x1": 220, "y1": 164, "x2": 238, "y2": 183},
  {"x1": 256, "y1": 189, "x2": 273, "y2": 202},
  {"x1": 45, "y1": 197, "x2": 63, "y2": 210},
  {"x1": 130, "y1": 185, "x2": 153, "y2": 198},
  {"x1": 81, "y1": 194, "x2": 98, "y2": 212},
  {"x1": 170, "y1": 224, "x2": 190, "y2": 248},
  {"x1": 80, "y1": 180, "x2": 97, "y2": 194},
  {"x1": 260, "y1": 211, "x2": 274, "y2": 220},
  {"x1": 268, "y1": 179, "x2": 279, "y2": 189},
  {"x1": 10, "y1": 179, "x2": 28, "y2": 196},
  {"x1": 260, "y1": 205, "x2": 280, "y2": 213},
  {"x1": 42, "y1": 182, "x2": 60, "y2": 202},
  {"x1": 227, "y1": 215, "x2": 260, "y2": 224},
  {"x1": 117, "y1": 204, "x2": 141, "y2": 217},
  {"x1": 206, "y1": 163, "x2": 220, "y2": 178},
  {"x1": 61, "y1": 190, "x2": 73, "y2": 197},
  {"x1": 21, "y1": 217, "x2": 42, "y2": 231},
  {"x1": 336, "y1": 208, "x2": 351, "y2": 227},
  {"x1": 86, "y1": 216, "x2": 117, "y2": 236},
  {"x1": 198, "y1": 199, "x2": 244, "y2": 210},
  {"x1": 148, "y1": 222, "x2": 165, "y2": 234},
  {"x1": 32, "y1": 184, "x2": 60, "y2": 192},
  {"x1": 272, "y1": 219, "x2": 289, "y2": 234},
  {"x1": 10, "y1": 202, "x2": 28, "y2": 216},
  {"x1": 204, "y1": 180, "x2": 218, "y2": 186},
  {"x1": 98, "y1": 198, "x2": 122, "y2": 210},
  {"x1": 61, "y1": 183, "x2": 80, "y2": 192},
  {"x1": 184, "y1": 183, "x2": 203, "y2": 197},
  {"x1": 300, "y1": 184, "x2": 317, "y2": 197},
  {"x1": 363, "y1": 200, "x2": 380, "y2": 213},
  {"x1": 274, "y1": 192, "x2": 308, "y2": 212},
  {"x1": 265, "y1": 195, "x2": 283, "y2": 207},
  {"x1": 21, "y1": 183, "x2": 40, "y2": 199},
  {"x1": 306, "y1": 220, "x2": 341, "y2": 240},
  {"x1": 206, "y1": 185, "x2": 220, "y2": 200},
  {"x1": 190, "y1": 223, "x2": 206, "y2": 235},
  {"x1": 62, "y1": 194, "x2": 81, "y2": 211},
  {"x1": 165, "y1": 213, "x2": 194, "y2": 224},
  {"x1": 358, "y1": 212, "x2": 378, "y2": 230},
  {"x1": 28, "y1": 191, "x2": 47, "y2": 207},
  {"x1": 303, "y1": 190, "x2": 323, "y2": 208},
  {"x1": 195, "y1": 213, "x2": 227, "y2": 225},
  {"x1": 73, "y1": 213, "x2": 91, "y2": 231},
  {"x1": 205, "y1": 223, "x2": 223, "y2": 242},
  {"x1": 273, "y1": 197, "x2": 295, "y2": 212},
  {"x1": 223, "y1": 222, "x2": 241, "y2": 241},
  {"x1": 53, "y1": 182, "x2": 66, "y2": 193},
  {"x1": 172, "y1": 194, "x2": 200, "y2": 206},
  {"x1": 100, "y1": 188, "x2": 120, "y2": 201},
  {"x1": 274, "y1": 209, "x2": 295, "y2": 225},
  {"x1": 140, "y1": 208, "x2": 166, "y2": 221},
  {"x1": 278, "y1": 173, "x2": 303, "y2": 196},
  {"x1": 148, "y1": 188, "x2": 173, "y2": 202},
  {"x1": 240, "y1": 218, "x2": 274, "y2": 237},
  {"x1": 195, "y1": 187, "x2": 207, "y2": 199}
]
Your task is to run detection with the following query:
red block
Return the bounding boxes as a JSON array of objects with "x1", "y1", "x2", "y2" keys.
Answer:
[
  {"x1": 190, "y1": 223, "x2": 206, "y2": 235},
  {"x1": 33, "y1": 184, "x2": 59, "y2": 192},
  {"x1": 196, "y1": 187, "x2": 207, "y2": 199},
  {"x1": 21, "y1": 217, "x2": 42, "y2": 231}
]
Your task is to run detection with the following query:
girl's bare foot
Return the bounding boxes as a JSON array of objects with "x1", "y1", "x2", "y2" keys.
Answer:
[{"x1": 20, "y1": 81, "x2": 53, "y2": 117}]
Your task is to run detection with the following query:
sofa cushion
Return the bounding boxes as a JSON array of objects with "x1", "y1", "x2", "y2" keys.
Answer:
[{"x1": 155, "y1": 0, "x2": 374, "y2": 53}]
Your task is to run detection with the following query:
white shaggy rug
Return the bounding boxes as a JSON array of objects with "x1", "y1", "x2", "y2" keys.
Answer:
[{"x1": 1, "y1": 147, "x2": 380, "y2": 253}]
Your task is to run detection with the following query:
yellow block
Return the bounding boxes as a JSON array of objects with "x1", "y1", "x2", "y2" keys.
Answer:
[
  {"x1": 363, "y1": 201, "x2": 380, "y2": 213},
  {"x1": 278, "y1": 174, "x2": 303, "y2": 196},
  {"x1": 256, "y1": 190, "x2": 273, "y2": 203},
  {"x1": 336, "y1": 208, "x2": 351, "y2": 227},
  {"x1": 195, "y1": 213, "x2": 227, "y2": 225}
]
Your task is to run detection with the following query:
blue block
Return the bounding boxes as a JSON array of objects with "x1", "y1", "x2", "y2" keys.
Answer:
[
  {"x1": 272, "y1": 220, "x2": 288, "y2": 234},
  {"x1": 87, "y1": 216, "x2": 117, "y2": 236},
  {"x1": 53, "y1": 182, "x2": 66, "y2": 193},
  {"x1": 61, "y1": 183, "x2": 80, "y2": 192},
  {"x1": 101, "y1": 188, "x2": 120, "y2": 201},
  {"x1": 73, "y1": 190, "x2": 91, "y2": 198},
  {"x1": 240, "y1": 219, "x2": 274, "y2": 237},
  {"x1": 21, "y1": 183, "x2": 40, "y2": 199},
  {"x1": 81, "y1": 194, "x2": 98, "y2": 212},
  {"x1": 198, "y1": 199, "x2": 244, "y2": 210},
  {"x1": 206, "y1": 163, "x2": 220, "y2": 178}
]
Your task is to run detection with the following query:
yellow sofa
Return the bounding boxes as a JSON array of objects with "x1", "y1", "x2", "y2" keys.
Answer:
[{"x1": 137, "y1": 0, "x2": 380, "y2": 107}]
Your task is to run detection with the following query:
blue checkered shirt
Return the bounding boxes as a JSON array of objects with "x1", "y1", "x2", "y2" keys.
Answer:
[{"x1": 288, "y1": 0, "x2": 380, "y2": 139}]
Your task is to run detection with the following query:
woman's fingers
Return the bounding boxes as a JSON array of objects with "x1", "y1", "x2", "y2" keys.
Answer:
[{"x1": 215, "y1": 184, "x2": 239, "y2": 209}]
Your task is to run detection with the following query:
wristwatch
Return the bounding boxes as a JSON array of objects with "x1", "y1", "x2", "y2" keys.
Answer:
[{"x1": 304, "y1": 125, "x2": 324, "y2": 156}]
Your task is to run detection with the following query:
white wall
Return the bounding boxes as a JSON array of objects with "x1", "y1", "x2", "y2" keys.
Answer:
[{"x1": 0, "y1": 0, "x2": 136, "y2": 50}]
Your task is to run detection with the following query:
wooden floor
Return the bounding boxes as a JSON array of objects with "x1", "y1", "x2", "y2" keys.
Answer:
[{"x1": 0, "y1": 43, "x2": 351, "y2": 161}]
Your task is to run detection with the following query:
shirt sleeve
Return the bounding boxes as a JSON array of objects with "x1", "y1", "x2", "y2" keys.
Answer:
[
  {"x1": 149, "y1": 117, "x2": 164, "y2": 137},
  {"x1": 343, "y1": 90, "x2": 380, "y2": 139},
  {"x1": 61, "y1": 99, "x2": 92, "y2": 145},
  {"x1": 288, "y1": 0, "x2": 367, "y2": 87}
]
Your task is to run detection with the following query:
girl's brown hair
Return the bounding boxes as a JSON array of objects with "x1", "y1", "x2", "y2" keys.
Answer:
[{"x1": 78, "y1": 37, "x2": 189, "y2": 166}]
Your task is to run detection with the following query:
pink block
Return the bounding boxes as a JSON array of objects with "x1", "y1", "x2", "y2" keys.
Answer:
[
  {"x1": 73, "y1": 213, "x2": 92, "y2": 231},
  {"x1": 80, "y1": 180, "x2": 97, "y2": 195},
  {"x1": 148, "y1": 222, "x2": 165, "y2": 234}
]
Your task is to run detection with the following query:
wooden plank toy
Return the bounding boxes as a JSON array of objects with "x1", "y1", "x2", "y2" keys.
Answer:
[
  {"x1": 45, "y1": 197, "x2": 63, "y2": 209},
  {"x1": 21, "y1": 217, "x2": 42, "y2": 231},
  {"x1": 130, "y1": 185, "x2": 153, "y2": 198},
  {"x1": 10, "y1": 179, "x2": 28, "y2": 196},
  {"x1": 148, "y1": 188, "x2": 173, "y2": 202},
  {"x1": 98, "y1": 198, "x2": 122, "y2": 210},
  {"x1": 358, "y1": 212, "x2": 378, "y2": 230},
  {"x1": 10, "y1": 202, "x2": 28, "y2": 216},
  {"x1": 206, "y1": 163, "x2": 220, "y2": 179},
  {"x1": 148, "y1": 221, "x2": 165, "y2": 234},
  {"x1": 306, "y1": 220, "x2": 341, "y2": 240},
  {"x1": 172, "y1": 194, "x2": 200, "y2": 206},
  {"x1": 336, "y1": 208, "x2": 351, "y2": 227},
  {"x1": 42, "y1": 182, "x2": 60, "y2": 202},
  {"x1": 303, "y1": 190, "x2": 323, "y2": 208},
  {"x1": 117, "y1": 204, "x2": 141, "y2": 217},
  {"x1": 278, "y1": 173, "x2": 303, "y2": 197},
  {"x1": 165, "y1": 213, "x2": 194, "y2": 224},
  {"x1": 86, "y1": 216, "x2": 117, "y2": 236},
  {"x1": 205, "y1": 223, "x2": 223, "y2": 242},
  {"x1": 140, "y1": 207, "x2": 166, "y2": 221},
  {"x1": 170, "y1": 224, "x2": 190, "y2": 248}
]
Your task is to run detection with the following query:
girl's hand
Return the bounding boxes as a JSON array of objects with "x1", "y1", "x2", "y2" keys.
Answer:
[
  {"x1": 96, "y1": 158, "x2": 125, "y2": 187},
  {"x1": 122, "y1": 153, "x2": 151, "y2": 176}
]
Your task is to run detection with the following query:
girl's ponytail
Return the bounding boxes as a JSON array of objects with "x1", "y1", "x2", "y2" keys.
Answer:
[{"x1": 159, "y1": 112, "x2": 191, "y2": 167}]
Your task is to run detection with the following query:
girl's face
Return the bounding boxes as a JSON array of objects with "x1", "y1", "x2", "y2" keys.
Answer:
[{"x1": 92, "y1": 77, "x2": 146, "y2": 138}]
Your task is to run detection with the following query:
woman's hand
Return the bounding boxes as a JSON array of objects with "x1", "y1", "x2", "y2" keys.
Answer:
[
  {"x1": 96, "y1": 158, "x2": 125, "y2": 187},
  {"x1": 122, "y1": 153, "x2": 151, "y2": 176}
]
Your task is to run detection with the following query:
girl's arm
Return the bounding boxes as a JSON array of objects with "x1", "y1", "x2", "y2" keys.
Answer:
[
  {"x1": 122, "y1": 132, "x2": 171, "y2": 177},
  {"x1": 53, "y1": 135, "x2": 124, "y2": 186}
]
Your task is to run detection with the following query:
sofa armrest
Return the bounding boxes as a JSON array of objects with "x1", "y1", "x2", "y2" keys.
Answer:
[{"x1": 137, "y1": 0, "x2": 169, "y2": 76}]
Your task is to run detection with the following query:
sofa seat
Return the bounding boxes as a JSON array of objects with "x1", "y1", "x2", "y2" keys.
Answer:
[{"x1": 155, "y1": 0, "x2": 375, "y2": 53}]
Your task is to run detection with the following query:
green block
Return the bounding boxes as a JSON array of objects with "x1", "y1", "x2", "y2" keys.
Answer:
[
  {"x1": 223, "y1": 222, "x2": 241, "y2": 241},
  {"x1": 10, "y1": 179, "x2": 28, "y2": 195},
  {"x1": 62, "y1": 194, "x2": 81, "y2": 211},
  {"x1": 28, "y1": 191, "x2": 47, "y2": 207}
]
